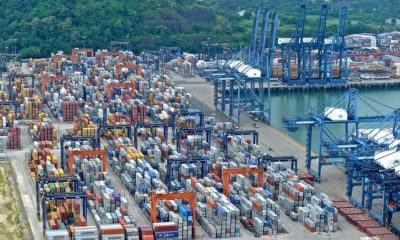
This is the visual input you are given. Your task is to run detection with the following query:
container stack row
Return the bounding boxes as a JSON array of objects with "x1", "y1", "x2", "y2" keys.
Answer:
[
  {"x1": 264, "y1": 163, "x2": 339, "y2": 233},
  {"x1": 61, "y1": 98, "x2": 79, "y2": 121},
  {"x1": 21, "y1": 96, "x2": 42, "y2": 119},
  {"x1": 29, "y1": 121, "x2": 58, "y2": 148},
  {"x1": 28, "y1": 147, "x2": 61, "y2": 178},
  {"x1": 71, "y1": 114, "x2": 97, "y2": 136}
]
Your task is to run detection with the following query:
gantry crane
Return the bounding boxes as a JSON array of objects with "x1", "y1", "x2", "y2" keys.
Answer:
[
  {"x1": 133, "y1": 123, "x2": 169, "y2": 149},
  {"x1": 281, "y1": 5, "x2": 348, "y2": 85},
  {"x1": 345, "y1": 152, "x2": 400, "y2": 235},
  {"x1": 35, "y1": 176, "x2": 79, "y2": 218},
  {"x1": 149, "y1": 191, "x2": 196, "y2": 238},
  {"x1": 307, "y1": 4, "x2": 329, "y2": 83},
  {"x1": 52, "y1": 54, "x2": 77, "y2": 65},
  {"x1": 110, "y1": 41, "x2": 131, "y2": 52},
  {"x1": 283, "y1": 88, "x2": 393, "y2": 181},
  {"x1": 60, "y1": 134, "x2": 98, "y2": 168},
  {"x1": 210, "y1": 7, "x2": 278, "y2": 125},
  {"x1": 68, "y1": 149, "x2": 107, "y2": 176},
  {"x1": 258, "y1": 154, "x2": 298, "y2": 172},
  {"x1": 72, "y1": 48, "x2": 94, "y2": 57},
  {"x1": 115, "y1": 63, "x2": 137, "y2": 80},
  {"x1": 0, "y1": 102, "x2": 18, "y2": 116},
  {"x1": 331, "y1": 6, "x2": 348, "y2": 83},
  {"x1": 97, "y1": 51, "x2": 122, "y2": 67},
  {"x1": 169, "y1": 109, "x2": 205, "y2": 135},
  {"x1": 159, "y1": 47, "x2": 181, "y2": 63},
  {"x1": 344, "y1": 109, "x2": 400, "y2": 207},
  {"x1": 282, "y1": 4, "x2": 306, "y2": 85},
  {"x1": 97, "y1": 124, "x2": 132, "y2": 148},
  {"x1": 166, "y1": 156, "x2": 209, "y2": 186},
  {"x1": 41, "y1": 75, "x2": 69, "y2": 95},
  {"x1": 222, "y1": 167, "x2": 264, "y2": 196},
  {"x1": 222, "y1": 129, "x2": 259, "y2": 156},
  {"x1": 8, "y1": 72, "x2": 35, "y2": 100},
  {"x1": 248, "y1": 6, "x2": 261, "y2": 64},
  {"x1": 175, "y1": 127, "x2": 212, "y2": 154},
  {"x1": 41, "y1": 192, "x2": 87, "y2": 231}
]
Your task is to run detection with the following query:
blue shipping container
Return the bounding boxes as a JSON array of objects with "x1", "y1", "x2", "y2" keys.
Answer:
[{"x1": 155, "y1": 231, "x2": 179, "y2": 239}]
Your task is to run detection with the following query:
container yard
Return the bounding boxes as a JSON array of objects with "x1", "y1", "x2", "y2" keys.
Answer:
[
  {"x1": 0, "y1": 44, "x2": 395, "y2": 240},
  {"x1": 0, "y1": 4, "x2": 399, "y2": 240}
]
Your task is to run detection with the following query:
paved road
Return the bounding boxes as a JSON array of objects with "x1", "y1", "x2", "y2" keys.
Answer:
[{"x1": 9, "y1": 126, "x2": 43, "y2": 240}]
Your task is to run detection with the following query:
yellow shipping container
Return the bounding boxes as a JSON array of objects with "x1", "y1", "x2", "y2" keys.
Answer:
[{"x1": 55, "y1": 183, "x2": 60, "y2": 192}]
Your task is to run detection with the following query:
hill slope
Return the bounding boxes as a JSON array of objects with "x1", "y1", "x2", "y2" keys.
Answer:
[{"x1": 1, "y1": 0, "x2": 399, "y2": 57}]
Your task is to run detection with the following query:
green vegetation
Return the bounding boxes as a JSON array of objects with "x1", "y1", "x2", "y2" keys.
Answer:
[
  {"x1": 0, "y1": 163, "x2": 26, "y2": 240},
  {"x1": 1, "y1": 0, "x2": 399, "y2": 58}
]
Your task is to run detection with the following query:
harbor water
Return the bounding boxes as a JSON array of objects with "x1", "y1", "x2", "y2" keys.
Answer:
[{"x1": 269, "y1": 87, "x2": 400, "y2": 150}]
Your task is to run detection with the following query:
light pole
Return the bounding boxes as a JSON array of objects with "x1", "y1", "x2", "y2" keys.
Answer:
[{"x1": 82, "y1": 36, "x2": 86, "y2": 49}]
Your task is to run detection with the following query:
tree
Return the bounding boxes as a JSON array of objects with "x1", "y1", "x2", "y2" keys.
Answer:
[{"x1": 19, "y1": 47, "x2": 41, "y2": 58}]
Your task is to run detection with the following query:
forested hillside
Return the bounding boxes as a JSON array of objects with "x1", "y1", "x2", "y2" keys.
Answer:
[{"x1": 0, "y1": 0, "x2": 399, "y2": 58}]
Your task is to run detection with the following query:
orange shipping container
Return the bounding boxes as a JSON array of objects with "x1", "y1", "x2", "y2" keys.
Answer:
[
  {"x1": 293, "y1": 183, "x2": 304, "y2": 192},
  {"x1": 252, "y1": 200, "x2": 263, "y2": 210},
  {"x1": 142, "y1": 236, "x2": 155, "y2": 240},
  {"x1": 206, "y1": 197, "x2": 216, "y2": 208},
  {"x1": 249, "y1": 186, "x2": 257, "y2": 194}
]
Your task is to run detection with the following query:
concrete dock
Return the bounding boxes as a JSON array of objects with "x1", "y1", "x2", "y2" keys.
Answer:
[{"x1": 251, "y1": 78, "x2": 400, "y2": 92}]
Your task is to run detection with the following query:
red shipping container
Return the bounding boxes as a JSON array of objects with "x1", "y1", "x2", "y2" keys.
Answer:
[
  {"x1": 340, "y1": 207, "x2": 364, "y2": 217},
  {"x1": 138, "y1": 224, "x2": 154, "y2": 236},
  {"x1": 118, "y1": 217, "x2": 127, "y2": 226},
  {"x1": 49, "y1": 219, "x2": 57, "y2": 229},
  {"x1": 377, "y1": 234, "x2": 400, "y2": 240},
  {"x1": 153, "y1": 222, "x2": 178, "y2": 232},
  {"x1": 120, "y1": 205, "x2": 128, "y2": 216},
  {"x1": 347, "y1": 214, "x2": 372, "y2": 225},
  {"x1": 334, "y1": 201, "x2": 354, "y2": 209},
  {"x1": 100, "y1": 224, "x2": 124, "y2": 235},
  {"x1": 78, "y1": 215, "x2": 87, "y2": 227},
  {"x1": 365, "y1": 227, "x2": 392, "y2": 236},
  {"x1": 356, "y1": 220, "x2": 381, "y2": 232},
  {"x1": 142, "y1": 236, "x2": 155, "y2": 240}
]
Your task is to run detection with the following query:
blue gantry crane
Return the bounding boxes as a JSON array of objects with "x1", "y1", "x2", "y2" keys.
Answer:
[
  {"x1": 169, "y1": 109, "x2": 205, "y2": 135},
  {"x1": 159, "y1": 47, "x2": 181, "y2": 63},
  {"x1": 280, "y1": 5, "x2": 348, "y2": 85},
  {"x1": 344, "y1": 109, "x2": 400, "y2": 212},
  {"x1": 211, "y1": 7, "x2": 278, "y2": 125},
  {"x1": 133, "y1": 123, "x2": 169, "y2": 149},
  {"x1": 0, "y1": 101, "x2": 18, "y2": 115},
  {"x1": 35, "y1": 176, "x2": 79, "y2": 219},
  {"x1": 307, "y1": 4, "x2": 329, "y2": 84},
  {"x1": 281, "y1": 4, "x2": 306, "y2": 85},
  {"x1": 165, "y1": 156, "x2": 209, "y2": 187},
  {"x1": 175, "y1": 127, "x2": 212, "y2": 154},
  {"x1": 345, "y1": 151, "x2": 400, "y2": 235},
  {"x1": 222, "y1": 129, "x2": 259, "y2": 156},
  {"x1": 40, "y1": 192, "x2": 87, "y2": 230},
  {"x1": 330, "y1": 6, "x2": 348, "y2": 84},
  {"x1": 97, "y1": 124, "x2": 132, "y2": 148},
  {"x1": 8, "y1": 73, "x2": 35, "y2": 100},
  {"x1": 282, "y1": 88, "x2": 394, "y2": 181},
  {"x1": 258, "y1": 154, "x2": 298, "y2": 172}
]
